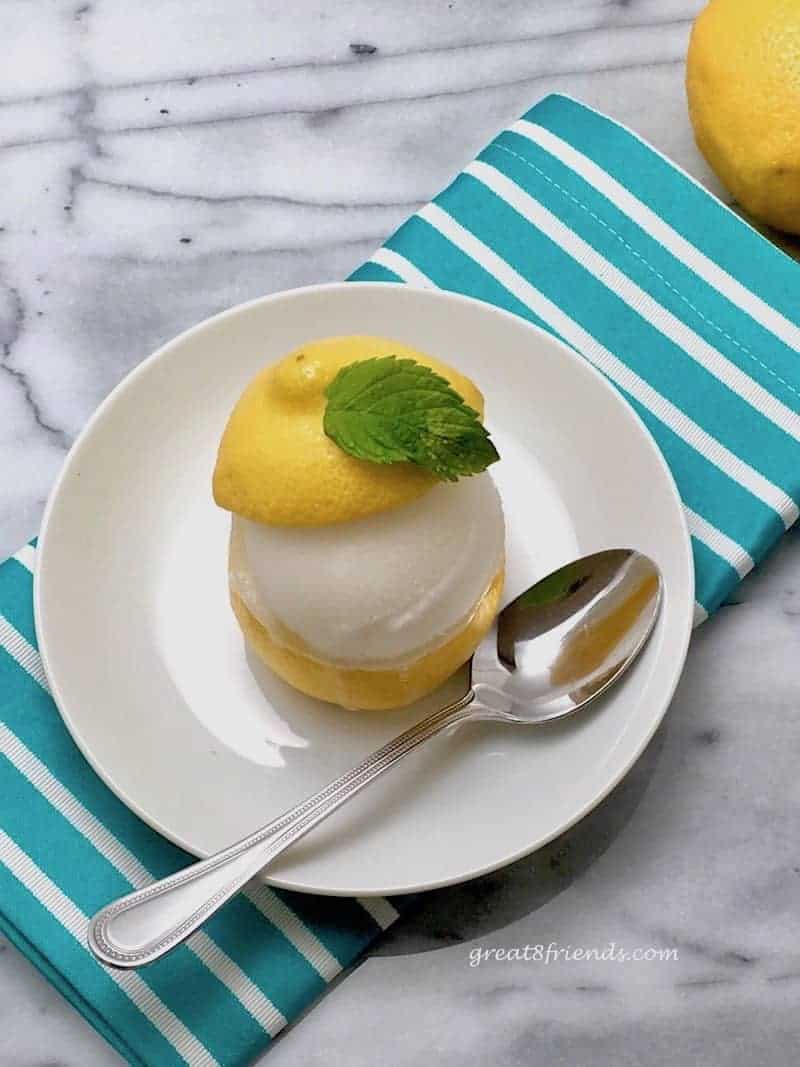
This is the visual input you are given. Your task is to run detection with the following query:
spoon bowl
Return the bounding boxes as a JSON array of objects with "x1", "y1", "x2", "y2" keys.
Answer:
[{"x1": 472, "y1": 549, "x2": 662, "y2": 724}]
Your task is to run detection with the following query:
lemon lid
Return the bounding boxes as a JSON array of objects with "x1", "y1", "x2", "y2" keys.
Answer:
[{"x1": 212, "y1": 335, "x2": 486, "y2": 527}]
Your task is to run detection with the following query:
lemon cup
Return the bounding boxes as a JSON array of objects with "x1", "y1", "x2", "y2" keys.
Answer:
[{"x1": 214, "y1": 335, "x2": 505, "y2": 710}]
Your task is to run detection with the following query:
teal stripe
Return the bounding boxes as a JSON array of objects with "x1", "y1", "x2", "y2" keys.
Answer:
[
  {"x1": 0, "y1": 646, "x2": 194, "y2": 879},
  {"x1": 691, "y1": 537, "x2": 740, "y2": 615},
  {"x1": 531, "y1": 95, "x2": 800, "y2": 329},
  {"x1": 349, "y1": 262, "x2": 402, "y2": 283},
  {"x1": 205, "y1": 898, "x2": 327, "y2": 1021},
  {"x1": 441, "y1": 177, "x2": 795, "y2": 520},
  {"x1": 0, "y1": 559, "x2": 36, "y2": 646},
  {"x1": 144, "y1": 942, "x2": 270, "y2": 1066},
  {"x1": 2, "y1": 755, "x2": 146, "y2": 914},
  {"x1": 0, "y1": 861, "x2": 188, "y2": 1067},
  {"x1": 495, "y1": 128, "x2": 800, "y2": 416},
  {"x1": 273, "y1": 888, "x2": 381, "y2": 963},
  {"x1": 382, "y1": 215, "x2": 553, "y2": 333},
  {"x1": 624, "y1": 396, "x2": 783, "y2": 562},
  {"x1": 2, "y1": 760, "x2": 270, "y2": 1061}
]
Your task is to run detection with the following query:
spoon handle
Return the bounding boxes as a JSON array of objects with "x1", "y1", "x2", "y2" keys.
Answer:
[{"x1": 88, "y1": 691, "x2": 476, "y2": 968}]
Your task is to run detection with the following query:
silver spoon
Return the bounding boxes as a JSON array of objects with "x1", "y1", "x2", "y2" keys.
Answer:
[{"x1": 88, "y1": 548, "x2": 661, "y2": 969}]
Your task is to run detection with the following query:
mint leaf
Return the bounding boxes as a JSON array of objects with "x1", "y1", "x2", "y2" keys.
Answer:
[{"x1": 323, "y1": 356, "x2": 499, "y2": 481}]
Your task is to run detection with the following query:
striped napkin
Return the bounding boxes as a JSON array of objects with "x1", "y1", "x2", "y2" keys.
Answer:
[{"x1": 2, "y1": 93, "x2": 799, "y2": 1065}]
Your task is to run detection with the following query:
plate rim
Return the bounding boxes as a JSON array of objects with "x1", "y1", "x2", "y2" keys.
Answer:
[{"x1": 35, "y1": 281, "x2": 695, "y2": 895}]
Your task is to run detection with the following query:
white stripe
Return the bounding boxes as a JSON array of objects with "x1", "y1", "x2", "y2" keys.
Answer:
[
  {"x1": 244, "y1": 883, "x2": 342, "y2": 982},
  {"x1": 693, "y1": 602, "x2": 709, "y2": 627},
  {"x1": 418, "y1": 203, "x2": 799, "y2": 528},
  {"x1": 12, "y1": 544, "x2": 36, "y2": 573},
  {"x1": 370, "y1": 246, "x2": 436, "y2": 288},
  {"x1": 0, "y1": 615, "x2": 341, "y2": 996},
  {"x1": 356, "y1": 896, "x2": 400, "y2": 930},
  {"x1": 0, "y1": 724, "x2": 287, "y2": 1038},
  {"x1": 684, "y1": 507, "x2": 754, "y2": 580},
  {"x1": 0, "y1": 830, "x2": 220, "y2": 1067},
  {"x1": 513, "y1": 120, "x2": 800, "y2": 356},
  {"x1": 0, "y1": 614, "x2": 49, "y2": 688},
  {"x1": 468, "y1": 158, "x2": 800, "y2": 446},
  {"x1": 184, "y1": 931, "x2": 285, "y2": 1035},
  {"x1": 1, "y1": 725, "x2": 151, "y2": 884}
]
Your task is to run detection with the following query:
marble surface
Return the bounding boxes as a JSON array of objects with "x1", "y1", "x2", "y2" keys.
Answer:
[{"x1": 3, "y1": 1, "x2": 800, "y2": 1064}]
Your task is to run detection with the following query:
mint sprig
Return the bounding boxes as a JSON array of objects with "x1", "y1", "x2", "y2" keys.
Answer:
[{"x1": 323, "y1": 356, "x2": 499, "y2": 481}]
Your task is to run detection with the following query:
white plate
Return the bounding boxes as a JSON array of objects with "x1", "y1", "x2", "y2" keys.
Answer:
[{"x1": 36, "y1": 283, "x2": 693, "y2": 896}]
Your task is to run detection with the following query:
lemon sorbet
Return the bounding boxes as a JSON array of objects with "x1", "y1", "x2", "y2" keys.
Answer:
[{"x1": 214, "y1": 336, "x2": 505, "y2": 710}]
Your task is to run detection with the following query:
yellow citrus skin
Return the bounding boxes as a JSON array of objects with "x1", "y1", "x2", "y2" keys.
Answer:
[
  {"x1": 213, "y1": 335, "x2": 486, "y2": 527},
  {"x1": 231, "y1": 569, "x2": 504, "y2": 711},
  {"x1": 687, "y1": 0, "x2": 800, "y2": 234}
]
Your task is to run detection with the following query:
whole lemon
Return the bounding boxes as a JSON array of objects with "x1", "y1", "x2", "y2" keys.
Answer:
[{"x1": 687, "y1": 0, "x2": 800, "y2": 234}]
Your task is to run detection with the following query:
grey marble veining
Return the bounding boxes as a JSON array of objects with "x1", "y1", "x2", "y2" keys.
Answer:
[
  {"x1": 0, "y1": 0, "x2": 712, "y2": 559},
  {"x1": 4, "y1": 1, "x2": 800, "y2": 1065}
]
